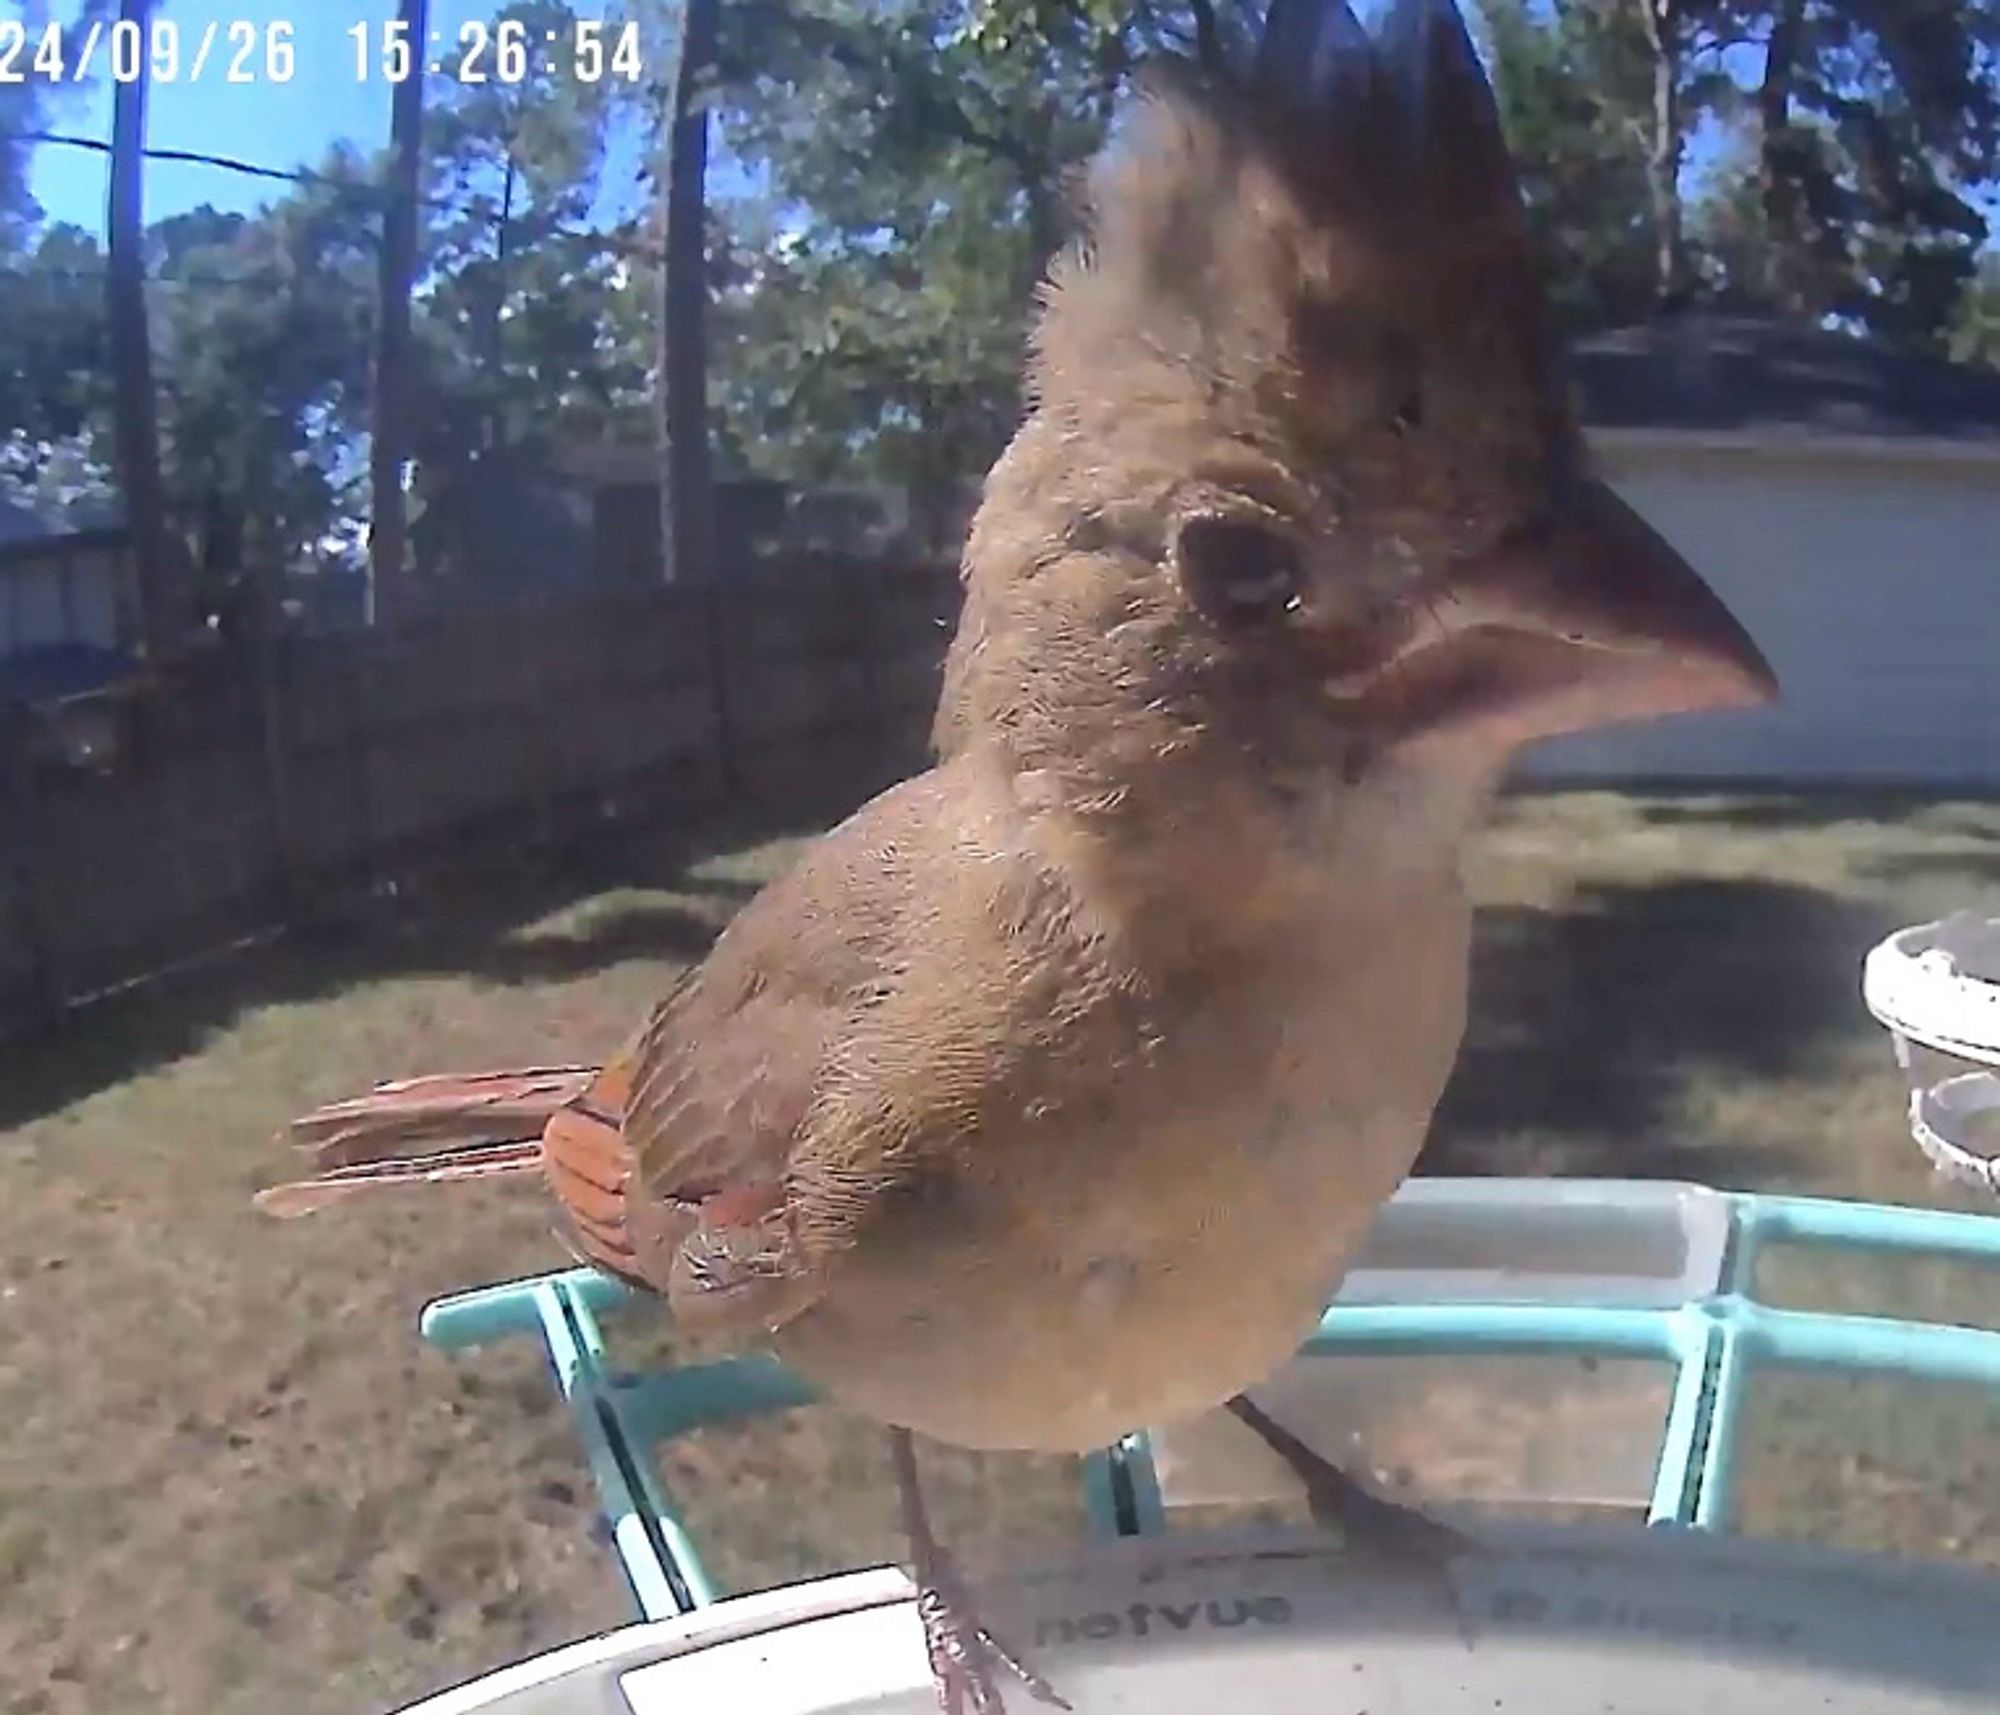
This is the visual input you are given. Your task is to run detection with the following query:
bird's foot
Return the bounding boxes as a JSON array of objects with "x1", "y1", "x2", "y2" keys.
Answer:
[
  {"x1": 1224, "y1": 1393, "x2": 1480, "y2": 1634},
  {"x1": 914, "y1": 1545, "x2": 1071, "y2": 1715},
  {"x1": 1296, "y1": 1459, "x2": 1480, "y2": 1569}
]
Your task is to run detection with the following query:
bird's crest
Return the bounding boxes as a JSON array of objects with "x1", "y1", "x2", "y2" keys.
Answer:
[
  {"x1": 1031, "y1": 0, "x2": 1533, "y2": 426},
  {"x1": 941, "y1": 0, "x2": 1579, "y2": 832}
]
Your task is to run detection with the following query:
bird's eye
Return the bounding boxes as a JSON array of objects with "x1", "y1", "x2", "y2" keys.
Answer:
[
  {"x1": 1173, "y1": 516, "x2": 1305, "y2": 631},
  {"x1": 1389, "y1": 387, "x2": 1424, "y2": 435}
]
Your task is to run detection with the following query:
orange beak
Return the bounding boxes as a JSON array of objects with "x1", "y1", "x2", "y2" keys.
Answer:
[{"x1": 1366, "y1": 479, "x2": 1778, "y2": 757}]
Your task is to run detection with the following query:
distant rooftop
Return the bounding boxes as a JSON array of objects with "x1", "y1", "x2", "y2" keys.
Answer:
[
  {"x1": 0, "y1": 493, "x2": 126, "y2": 554},
  {"x1": 1570, "y1": 313, "x2": 2000, "y2": 448}
]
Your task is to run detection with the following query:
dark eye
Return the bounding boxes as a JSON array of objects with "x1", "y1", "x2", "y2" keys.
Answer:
[
  {"x1": 1174, "y1": 516, "x2": 1305, "y2": 631},
  {"x1": 1390, "y1": 388, "x2": 1424, "y2": 434}
]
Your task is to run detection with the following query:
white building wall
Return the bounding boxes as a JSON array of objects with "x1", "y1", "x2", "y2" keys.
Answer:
[{"x1": 1520, "y1": 441, "x2": 2000, "y2": 788}]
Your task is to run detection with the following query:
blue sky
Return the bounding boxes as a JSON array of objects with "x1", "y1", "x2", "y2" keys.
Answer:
[
  {"x1": 27, "y1": 0, "x2": 653, "y2": 233},
  {"x1": 14, "y1": 0, "x2": 1718, "y2": 246},
  {"x1": 24, "y1": 0, "x2": 1997, "y2": 248},
  {"x1": 17, "y1": 0, "x2": 1531, "y2": 243}
]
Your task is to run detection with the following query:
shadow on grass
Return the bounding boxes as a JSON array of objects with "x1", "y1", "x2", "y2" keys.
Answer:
[
  {"x1": 1597, "y1": 783, "x2": 2000, "y2": 916},
  {"x1": 0, "y1": 779, "x2": 876, "y2": 1134},
  {"x1": 8, "y1": 773, "x2": 1972, "y2": 1167},
  {"x1": 1852, "y1": 849, "x2": 2000, "y2": 889},
  {"x1": 1628, "y1": 791, "x2": 2000, "y2": 833},
  {"x1": 1422, "y1": 875, "x2": 1903, "y2": 1185}
]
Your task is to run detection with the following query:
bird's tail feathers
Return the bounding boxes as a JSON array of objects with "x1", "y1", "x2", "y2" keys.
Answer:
[{"x1": 255, "y1": 1067, "x2": 598, "y2": 1218}]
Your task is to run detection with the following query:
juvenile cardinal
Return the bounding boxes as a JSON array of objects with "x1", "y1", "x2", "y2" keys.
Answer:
[{"x1": 261, "y1": 1, "x2": 1775, "y2": 1707}]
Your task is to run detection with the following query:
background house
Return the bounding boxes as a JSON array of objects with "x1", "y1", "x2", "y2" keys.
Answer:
[
  {"x1": 548, "y1": 442, "x2": 922, "y2": 579},
  {"x1": 0, "y1": 498, "x2": 142, "y2": 771},
  {"x1": 1526, "y1": 314, "x2": 2000, "y2": 789},
  {"x1": 0, "y1": 495, "x2": 136, "y2": 700}
]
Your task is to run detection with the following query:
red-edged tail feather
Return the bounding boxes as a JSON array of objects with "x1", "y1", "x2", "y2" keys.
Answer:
[
  {"x1": 259, "y1": 1059, "x2": 657, "y2": 1293},
  {"x1": 255, "y1": 1067, "x2": 599, "y2": 1218}
]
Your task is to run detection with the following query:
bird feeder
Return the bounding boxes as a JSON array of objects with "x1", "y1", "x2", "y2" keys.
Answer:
[
  {"x1": 400, "y1": 1179, "x2": 2000, "y2": 1714},
  {"x1": 1863, "y1": 915, "x2": 2000, "y2": 1191}
]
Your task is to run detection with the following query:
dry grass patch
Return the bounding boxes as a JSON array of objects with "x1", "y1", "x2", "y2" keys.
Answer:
[{"x1": 2, "y1": 788, "x2": 1998, "y2": 1713}]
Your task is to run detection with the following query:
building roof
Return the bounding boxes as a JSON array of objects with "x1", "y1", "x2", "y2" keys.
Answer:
[
  {"x1": 0, "y1": 496, "x2": 71, "y2": 548},
  {"x1": 0, "y1": 494, "x2": 127, "y2": 561},
  {"x1": 1569, "y1": 313, "x2": 2000, "y2": 449}
]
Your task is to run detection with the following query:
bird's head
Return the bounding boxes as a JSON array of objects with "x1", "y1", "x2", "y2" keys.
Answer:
[{"x1": 940, "y1": 0, "x2": 1774, "y2": 914}]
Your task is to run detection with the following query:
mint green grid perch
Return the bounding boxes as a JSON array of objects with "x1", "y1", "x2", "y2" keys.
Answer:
[{"x1": 417, "y1": 1188, "x2": 2000, "y2": 1623}]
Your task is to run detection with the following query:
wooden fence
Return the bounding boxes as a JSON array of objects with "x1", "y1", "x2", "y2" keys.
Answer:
[{"x1": 0, "y1": 555, "x2": 961, "y2": 1033}]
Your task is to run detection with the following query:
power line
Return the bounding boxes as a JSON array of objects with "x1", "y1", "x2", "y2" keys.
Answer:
[
  {"x1": 8, "y1": 129, "x2": 330, "y2": 193},
  {"x1": 2, "y1": 129, "x2": 665, "y2": 258}
]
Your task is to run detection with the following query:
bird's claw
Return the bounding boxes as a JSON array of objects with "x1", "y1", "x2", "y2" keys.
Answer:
[
  {"x1": 1299, "y1": 1476, "x2": 1483, "y2": 1649},
  {"x1": 1224, "y1": 1393, "x2": 1479, "y2": 1642},
  {"x1": 916, "y1": 1552, "x2": 1071, "y2": 1715},
  {"x1": 1302, "y1": 1469, "x2": 1482, "y2": 1570}
]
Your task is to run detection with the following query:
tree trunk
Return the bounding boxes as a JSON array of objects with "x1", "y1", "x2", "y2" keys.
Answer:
[
  {"x1": 656, "y1": 0, "x2": 718, "y2": 590},
  {"x1": 484, "y1": 150, "x2": 517, "y2": 449},
  {"x1": 106, "y1": 0, "x2": 173, "y2": 663},
  {"x1": 1189, "y1": 0, "x2": 1224, "y2": 72},
  {"x1": 368, "y1": 0, "x2": 430, "y2": 628},
  {"x1": 1758, "y1": 0, "x2": 1806, "y2": 309},
  {"x1": 1639, "y1": 0, "x2": 1690, "y2": 305},
  {"x1": 655, "y1": 0, "x2": 733, "y2": 791}
]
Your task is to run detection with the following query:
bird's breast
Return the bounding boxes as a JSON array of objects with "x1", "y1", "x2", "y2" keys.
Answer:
[{"x1": 773, "y1": 896, "x2": 1471, "y2": 1453}]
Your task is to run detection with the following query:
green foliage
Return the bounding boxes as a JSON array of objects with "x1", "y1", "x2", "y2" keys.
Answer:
[
  {"x1": 1726, "y1": 0, "x2": 1999, "y2": 345},
  {"x1": 3, "y1": 0, "x2": 655, "y2": 597},
  {"x1": 1951, "y1": 251, "x2": 2000, "y2": 367},
  {"x1": 4, "y1": 0, "x2": 1999, "y2": 614},
  {"x1": 0, "y1": 224, "x2": 113, "y2": 440},
  {"x1": 0, "y1": 156, "x2": 381, "y2": 596},
  {"x1": 417, "y1": 0, "x2": 639, "y2": 450},
  {"x1": 697, "y1": 0, "x2": 1248, "y2": 491},
  {"x1": 0, "y1": 425, "x2": 120, "y2": 517},
  {"x1": 1480, "y1": 0, "x2": 1999, "y2": 351},
  {"x1": 1479, "y1": 0, "x2": 1662, "y2": 328},
  {"x1": 147, "y1": 162, "x2": 380, "y2": 568}
]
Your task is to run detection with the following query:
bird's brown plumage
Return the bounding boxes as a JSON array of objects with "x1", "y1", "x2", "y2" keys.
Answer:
[{"x1": 262, "y1": 0, "x2": 1775, "y2": 1458}]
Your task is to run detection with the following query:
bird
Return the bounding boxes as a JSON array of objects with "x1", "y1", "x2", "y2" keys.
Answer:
[{"x1": 258, "y1": 1, "x2": 1775, "y2": 1708}]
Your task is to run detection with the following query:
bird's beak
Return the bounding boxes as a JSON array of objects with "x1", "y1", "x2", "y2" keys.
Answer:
[{"x1": 1364, "y1": 478, "x2": 1777, "y2": 757}]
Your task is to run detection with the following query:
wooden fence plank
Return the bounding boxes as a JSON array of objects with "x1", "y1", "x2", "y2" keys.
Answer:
[{"x1": 0, "y1": 561, "x2": 961, "y2": 1034}]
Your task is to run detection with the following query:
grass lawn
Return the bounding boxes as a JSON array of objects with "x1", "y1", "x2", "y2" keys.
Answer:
[{"x1": 3, "y1": 788, "x2": 1999, "y2": 1715}]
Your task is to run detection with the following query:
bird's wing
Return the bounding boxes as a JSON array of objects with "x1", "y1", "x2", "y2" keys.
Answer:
[{"x1": 543, "y1": 767, "x2": 951, "y2": 1338}]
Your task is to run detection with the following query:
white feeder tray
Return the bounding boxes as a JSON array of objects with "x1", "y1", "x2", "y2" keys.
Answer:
[
  {"x1": 398, "y1": 1525, "x2": 2000, "y2": 1714},
  {"x1": 1863, "y1": 915, "x2": 2000, "y2": 1190}
]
